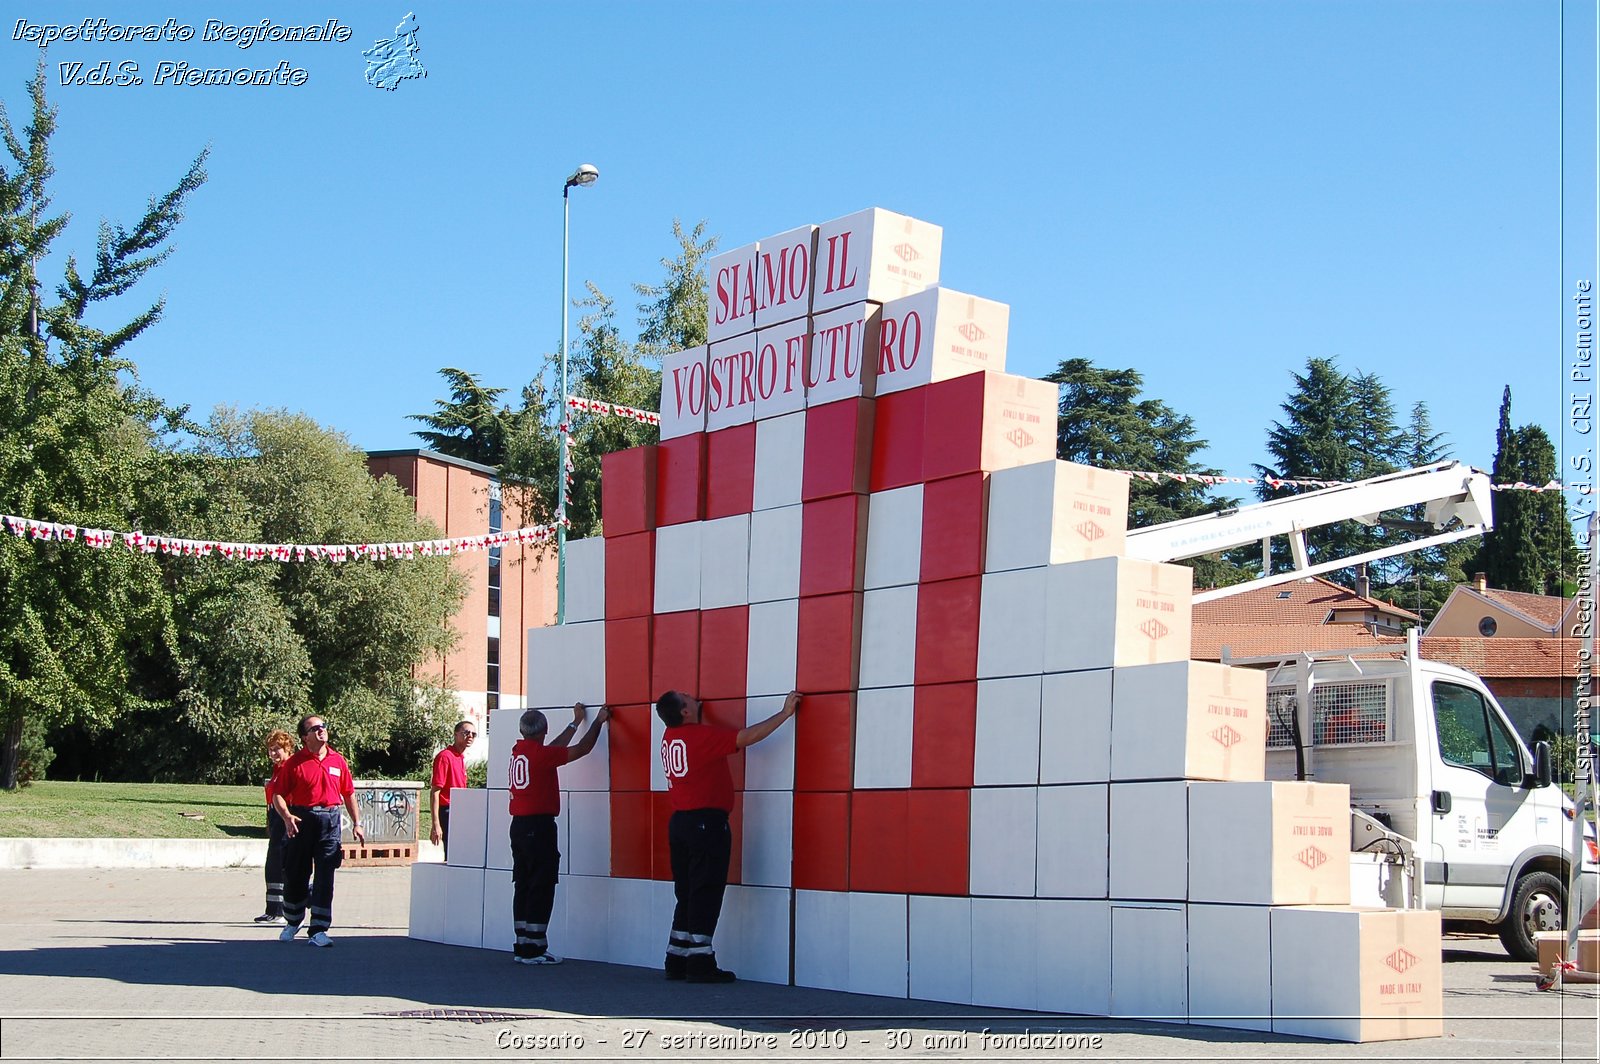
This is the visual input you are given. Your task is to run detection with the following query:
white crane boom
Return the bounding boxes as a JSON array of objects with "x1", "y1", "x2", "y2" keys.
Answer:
[{"x1": 1123, "y1": 461, "x2": 1494, "y2": 603}]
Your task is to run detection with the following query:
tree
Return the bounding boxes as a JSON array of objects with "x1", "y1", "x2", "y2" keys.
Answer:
[
  {"x1": 1474, "y1": 389, "x2": 1576, "y2": 596},
  {"x1": 409, "y1": 368, "x2": 511, "y2": 467},
  {"x1": 1047, "y1": 358, "x2": 1248, "y2": 588},
  {"x1": 1387, "y1": 401, "x2": 1475, "y2": 620},
  {"x1": 0, "y1": 64, "x2": 207, "y2": 789}
]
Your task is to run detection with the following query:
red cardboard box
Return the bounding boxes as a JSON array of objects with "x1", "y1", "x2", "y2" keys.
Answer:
[
  {"x1": 601, "y1": 445, "x2": 656, "y2": 537},
  {"x1": 604, "y1": 532, "x2": 655, "y2": 620},
  {"x1": 869, "y1": 386, "x2": 927, "y2": 492},
  {"x1": 705, "y1": 423, "x2": 756, "y2": 520},
  {"x1": 906, "y1": 789, "x2": 970, "y2": 895},
  {"x1": 609, "y1": 791, "x2": 653, "y2": 879},
  {"x1": 656, "y1": 433, "x2": 706, "y2": 527},
  {"x1": 604, "y1": 617, "x2": 652, "y2": 707},
  {"x1": 914, "y1": 577, "x2": 982, "y2": 686},
  {"x1": 801, "y1": 397, "x2": 875, "y2": 501},
  {"x1": 922, "y1": 370, "x2": 1058, "y2": 481},
  {"x1": 606, "y1": 702, "x2": 653, "y2": 792},
  {"x1": 651, "y1": 610, "x2": 700, "y2": 697},
  {"x1": 698, "y1": 607, "x2": 750, "y2": 700},
  {"x1": 920, "y1": 472, "x2": 988, "y2": 582},
  {"x1": 912, "y1": 682, "x2": 978, "y2": 789},
  {"x1": 792, "y1": 691, "x2": 856, "y2": 792},
  {"x1": 796, "y1": 592, "x2": 863, "y2": 694},
  {"x1": 651, "y1": 792, "x2": 675, "y2": 880},
  {"x1": 800, "y1": 494, "x2": 869, "y2": 597},
  {"x1": 792, "y1": 791, "x2": 851, "y2": 892},
  {"x1": 702, "y1": 698, "x2": 747, "y2": 792},
  {"x1": 850, "y1": 790, "x2": 908, "y2": 894}
]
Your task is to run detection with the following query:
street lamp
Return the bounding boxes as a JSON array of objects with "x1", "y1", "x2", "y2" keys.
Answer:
[{"x1": 557, "y1": 163, "x2": 598, "y2": 625}]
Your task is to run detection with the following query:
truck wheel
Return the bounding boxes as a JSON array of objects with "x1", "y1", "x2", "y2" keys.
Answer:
[{"x1": 1498, "y1": 870, "x2": 1564, "y2": 962}]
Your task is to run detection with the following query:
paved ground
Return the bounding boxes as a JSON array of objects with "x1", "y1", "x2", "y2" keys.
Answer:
[{"x1": 0, "y1": 866, "x2": 1594, "y2": 1062}]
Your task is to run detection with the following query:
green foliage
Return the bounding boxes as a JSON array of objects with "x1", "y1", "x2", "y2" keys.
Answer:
[
  {"x1": 409, "y1": 368, "x2": 509, "y2": 466},
  {"x1": 1474, "y1": 388, "x2": 1577, "y2": 596},
  {"x1": 1047, "y1": 358, "x2": 1248, "y2": 589}
]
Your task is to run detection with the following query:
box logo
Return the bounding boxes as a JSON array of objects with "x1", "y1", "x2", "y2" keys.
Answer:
[
  {"x1": 1004, "y1": 427, "x2": 1034, "y2": 449},
  {"x1": 1075, "y1": 520, "x2": 1104, "y2": 542},
  {"x1": 1295, "y1": 845, "x2": 1328, "y2": 870},
  {"x1": 957, "y1": 321, "x2": 986, "y2": 342},
  {"x1": 1210, "y1": 724, "x2": 1241, "y2": 748},
  {"x1": 1138, "y1": 618, "x2": 1169, "y2": 641},
  {"x1": 1384, "y1": 948, "x2": 1418, "y2": 974},
  {"x1": 893, "y1": 242, "x2": 920, "y2": 262}
]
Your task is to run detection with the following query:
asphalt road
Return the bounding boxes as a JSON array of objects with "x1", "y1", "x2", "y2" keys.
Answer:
[{"x1": 0, "y1": 866, "x2": 1594, "y2": 1062}]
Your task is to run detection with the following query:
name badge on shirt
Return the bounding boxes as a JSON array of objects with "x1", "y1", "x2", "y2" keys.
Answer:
[{"x1": 328, "y1": 766, "x2": 342, "y2": 777}]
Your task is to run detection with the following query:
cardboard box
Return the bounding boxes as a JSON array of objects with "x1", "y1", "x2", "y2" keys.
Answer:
[
  {"x1": 603, "y1": 532, "x2": 654, "y2": 620},
  {"x1": 566, "y1": 790, "x2": 611, "y2": 877},
  {"x1": 1270, "y1": 907, "x2": 1444, "y2": 1042},
  {"x1": 849, "y1": 789, "x2": 909, "y2": 891},
  {"x1": 909, "y1": 895, "x2": 972, "y2": 1004},
  {"x1": 652, "y1": 521, "x2": 701, "y2": 614},
  {"x1": 912, "y1": 681, "x2": 977, "y2": 789},
  {"x1": 745, "y1": 600, "x2": 799, "y2": 700},
  {"x1": 799, "y1": 494, "x2": 868, "y2": 597},
  {"x1": 970, "y1": 897, "x2": 1037, "y2": 1009},
  {"x1": 792, "y1": 690, "x2": 856, "y2": 790},
  {"x1": 444, "y1": 786, "x2": 488, "y2": 868},
  {"x1": 525, "y1": 620, "x2": 605, "y2": 709},
  {"x1": 859, "y1": 584, "x2": 919, "y2": 690},
  {"x1": 922, "y1": 370, "x2": 1058, "y2": 481},
  {"x1": 1108, "y1": 781, "x2": 1187, "y2": 901},
  {"x1": 1036, "y1": 784, "x2": 1109, "y2": 899},
  {"x1": 659, "y1": 346, "x2": 708, "y2": 440},
  {"x1": 973, "y1": 675, "x2": 1042, "y2": 786},
  {"x1": 1043, "y1": 556, "x2": 1193, "y2": 673},
  {"x1": 874, "y1": 287, "x2": 1011, "y2": 396},
  {"x1": 654, "y1": 433, "x2": 705, "y2": 526},
  {"x1": 1111, "y1": 661, "x2": 1268, "y2": 782},
  {"x1": 707, "y1": 241, "x2": 759, "y2": 342},
  {"x1": 485, "y1": 789, "x2": 511, "y2": 871},
  {"x1": 976, "y1": 567, "x2": 1049, "y2": 679},
  {"x1": 650, "y1": 610, "x2": 699, "y2": 697},
  {"x1": 715, "y1": 884, "x2": 792, "y2": 985},
  {"x1": 604, "y1": 618, "x2": 652, "y2": 708},
  {"x1": 751, "y1": 316, "x2": 810, "y2": 421},
  {"x1": 609, "y1": 791, "x2": 652, "y2": 879},
  {"x1": 914, "y1": 576, "x2": 981, "y2": 685},
  {"x1": 1189, "y1": 781, "x2": 1351, "y2": 905},
  {"x1": 869, "y1": 386, "x2": 927, "y2": 491},
  {"x1": 740, "y1": 790, "x2": 794, "y2": 887},
  {"x1": 600, "y1": 445, "x2": 655, "y2": 537},
  {"x1": 698, "y1": 605, "x2": 749, "y2": 700},
  {"x1": 968, "y1": 786, "x2": 1037, "y2": 897},
  {"x1": 606, "y1": 877, "x2": 673, "y2": 970},
  {"x1": 864, "y1": 484, "x2": 923, "y2": 590},
  {"x1": 706, "y1": 334, "x2": 758, "y2": 431},
  {"x1": 920, "y1": 472, "x2": 987, "y2": 582},
  {"x1": 563, "y1": 535, "x2": 605, "y2": 623},
  {"x1": 986, "y1": 460, "x2": 1130, "y2": 572},
  {"x1": 1190, "y1": 902, "x2": 1272, "y2": 1031},
  {"x1": 1039, "y1": 669, "x2": 1113, "y2": 784},
  {"x1": 753, "y1": 410, "x2": 806, "y2": 510},
  {"x1": 704, "y1": 423, "x2": 756, "y2": 520},
  {"x1": 605, "y1": 703, "x2": 652, "y2": 792},
  {"x1": 441, "y1": 864, "x2": 486, "y2": 948},
  {"x1": 852, "y1": 685, "x2": 914, "y2": 788},
  {"x1": 811, "y1": 207, "x2": 942, "y2": 314},
  {"x1": 699, "y1": 514, "x2": 750, "y2": 611},
  {"x1": 743, "y1": 693, "x2": 796, "y2": 789},
  {"x1": 795, "y1": 592, "x2": 862, "y2": 694},
  {"x1": 1111, "y1": 903, "x2": 1187, "y2": 1022},
  {"x1": 479, "y1": 868, "x2": 513, "y2": 951},
  {"x1": 1535, "y1": 929, "x2": 1600, "y2": 976},
  {"x1": 806, "y1": 302, "x2": 882, "y2": 406},
  {"x1": 906, "y1": 789, "x2": 971, "y2": 895},
  {"x1": 1036, "y1": 900, "x2": 1113, "y2": 1016},
  {"x1": 754, "y1": 223, "x2": 817, "y2": 329},
  {"x1": 408, "y1": 861, "x2": 447, "y2": 942},
  {"x1": 792, "y1": 797, "x2": 851, "y2": 893},
  {"x1": 794, "y1": 889, "x2": 851, "y2": 990},
  {"x1": 748, "y1": 504, "x2": 802, "y2": 603},
  {"x1": 848, "y1": 892, "x2": 909, "y2": 999},
  {"x1": 801, "y1": 397, "x2": 875, "y2": 501}
]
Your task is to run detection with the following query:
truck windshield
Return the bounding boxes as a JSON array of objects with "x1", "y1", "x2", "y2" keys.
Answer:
[{"x1": 1433, "y1": 681, "x2": 1522, "y2": 786}]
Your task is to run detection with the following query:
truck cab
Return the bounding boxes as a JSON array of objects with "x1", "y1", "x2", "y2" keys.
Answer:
[{"x1": 1239, "y1": 632, "x2": 1598, "y2": 961}]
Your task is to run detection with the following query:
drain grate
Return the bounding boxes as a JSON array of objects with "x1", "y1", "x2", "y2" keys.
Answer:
[{"x1": 371, "y1": 1009, "x2": 532, "y2": 1024}]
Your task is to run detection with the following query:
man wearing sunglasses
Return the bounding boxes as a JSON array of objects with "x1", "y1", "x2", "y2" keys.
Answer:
[
  {"x1": 270, "y1": 715, "x2": 366, "y2": 947},
  {"x1": 429, "y1": 720, "x2": 476, "y2": 860}
]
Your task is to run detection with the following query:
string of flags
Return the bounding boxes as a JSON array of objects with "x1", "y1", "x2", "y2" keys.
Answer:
[
  {"x1": 1114, "y1": 470, "x2": 1574, "y2": 493},
  {"x1": 565, "y1": 394, "x2": 661, "y2": 426},
  {"x1": 0, "y1": 513, "x2": 570, "y2": 563}
]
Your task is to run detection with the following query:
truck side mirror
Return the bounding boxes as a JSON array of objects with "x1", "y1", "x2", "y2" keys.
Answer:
[{"x1": 1532, "y1": 740, "x2": 1553, "y2": 789}]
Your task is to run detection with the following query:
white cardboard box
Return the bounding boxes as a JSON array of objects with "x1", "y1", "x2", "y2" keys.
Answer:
[
  {"x1": 969, "y1": 897, "x2": 1037, "y2": 1009},
  {"x1": 707, "y1": 241, "x2": 759, "y2": 343},
  {"x1": 1111, "y1": 661, "x2": 1267, "y2": 782},
  {"x1": 1111, "y1": 903, "x2": 1187, "y2": 1022},
  {"x1": 1043, "y1": 557, "x2": 1193, "y2": 673},
  {"x1": 560, "y1": 873, "x2": 612, "y2": 963},
  {"x1": 1108, "y1": 781, "x2": 1188, "y2": 901},
  {"x1": 874, "y1": 286, "x2": 1010, "y2": 396},
  {"x1": 653, "y1": 521, "x2": 702, "y2": 614},
  {"x1": 1039, "y1": 669, "x2": 1113, "y2": 784},
  {"x1": 739, "y1": 790, "x2": 794, "y2": 887},
  {"x1": 753, "y1": 411, "x2": 805, "y2": 509},
  {"x1": 748, "y1": 505, "x2": 802, "y2": 603},
  {"x1": 525, "y1": 622, "x2": 606, "y2": 709},
  {"x1": 863, "y1": 485, "x2": 924, "y2": 590},
  {"x1": 969, "y1": 787, "x2": 1038, "y2": 897},
  {"x1": 408, "y1": 861, "x2": 448, "y2": 942},
  {"x1": 794, "y1": 889, "x2": 851, "y2": 992},
  {"x1": 908, "y1": 894, "x2": 972, "y2": 1005},
  {"x1": 486, "y1": 707, "x2": 524, "y2": 790},
  {"x1": 445, "y1": 787, "x2": 488, "y2": 869},
  {"x1": 754, "y1": 224, "x2": 818, "y2": 329},
  {"x1": 565, "y1": 790, "x2": 612, "y2": 878},
  {"x1": 480, "y1": 867, "x2": 514, "y2": 952},
  {"x1": 659, "y1": 345, "x2": 708, "y2": 440},
  {"x1": 811, "y1": 207, "x2": 942, "y2": 314},
  {"x1": 442, "y1": 864, "x2": 486, "y2": 948},
  {"x1": 717, "y1": 884, "x2": 793, "y2": 985},
  {"x1": 699, "y1": 514, "x2": 751, "y2": 611},
  {"x1": 859, "y1": 585, "x2": 919, "y2": 689},
  {"x1": 976, "y1": 568, "x2": 1048, "y2": 679},
  {"x1": 1036, "y1": 899, "x2": 1113, "y2": 1016},
  {"x1": 485, "y1": 788, "x2": 511, "y2": 870},
  {"x1": 973, "y1": 676, "x2": 1042, "y2": 786},
  {"x1": 985, "y1": 460, "x2": 1130, "y2": 572},
  {"x1": 745, "y1": 600, "x2": 800, "y2": 700},
  {"x1": 1270, "y1": 907, "x2": 1444, "y2": 1042},
  {"x1": 607, "y1": 877, "x2": 671, "y2": 969},
  {"x1": 1189, "y1": 902, "x2": 1271, "y2": 1031},
  {"x1": 706, "y1": 334, "x2": 759, "y2": 431},
  {"x1": 853, "y1": 686, "x2": 914, "y2": 789},
  {"x1": 1036, "y1": 784, "x2": 1109, "y2": 899},
  {"x1": 743, "y1": 693, "x2": 796, "y2": 790},
  {"x1": 1188, "y1": 781, "x2": 1351, "y2": 905},
  {"x1": 564, "y1": 536, "x2": 606, "y2": 623},
  {"x1": 805, "y1": 302, "x2": 881, "y2": 406},
  {"x1": 848, "y1": 892, "x2": 909, "y2": 999}
]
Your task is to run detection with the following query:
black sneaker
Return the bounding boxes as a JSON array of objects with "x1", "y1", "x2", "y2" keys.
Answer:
[
  {"x1": 685, "y1": 954, "x2": 736, "y2": 984},
  {"x1": 664, "y1": 954, "x2": 687, "y2": 981}
]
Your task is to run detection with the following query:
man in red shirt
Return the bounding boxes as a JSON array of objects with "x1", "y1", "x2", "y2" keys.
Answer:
[
  {"x1": 254, "y1": 729, "x2": 295, "y2": 925},
  {"x1": 269, "y1": 714, "x2": 366, "y2": 948},
  {"x1": 429, "y1": 720, "x2": 476, "y2": 860},
  {"x1": 508, "y1": 702, "x2": 610, "y2": 965},
  {"x1": 658, "y1": 688, "x2": 801, "y2": 983}
]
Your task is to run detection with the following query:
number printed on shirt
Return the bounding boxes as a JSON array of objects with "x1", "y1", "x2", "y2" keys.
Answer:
[
  {"x1": 662, "y1": 738, "x2": 688, "y2": 779},
  {"x1": 510, "y1": 753, "x2": 529, "y2": 790}
]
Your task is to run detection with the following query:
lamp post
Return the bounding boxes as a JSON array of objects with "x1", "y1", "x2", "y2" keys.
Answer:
[{"x1": 557, "y1": 163, "x2": 599, "y2": 625}]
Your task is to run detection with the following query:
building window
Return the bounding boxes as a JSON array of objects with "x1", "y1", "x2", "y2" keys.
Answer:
[
  {"x1": 487, "y1": 636, "x2": 500, "y2": 706},
  {"x1": 1478, "y1": 616, "x2": 1498, "y2": 637}
]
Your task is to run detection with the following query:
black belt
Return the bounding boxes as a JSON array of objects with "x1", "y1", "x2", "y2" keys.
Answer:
[{"x1": 292, "y1": 804, "x2": 338, "y2": 811}]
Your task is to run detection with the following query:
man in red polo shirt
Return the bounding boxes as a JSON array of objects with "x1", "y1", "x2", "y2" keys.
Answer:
[
  {"x1": 508, "y1": 702, "x2": 610, "y2": 965},
  {"x1": 429, "y1": 720, "x2": 476, "y2": 860},
  {"x1": 270, "y1": 714, "x2": 365, "y2": 947},
  {"x1": 658, "y1": 688, "x2": 801, "y2": 983}
]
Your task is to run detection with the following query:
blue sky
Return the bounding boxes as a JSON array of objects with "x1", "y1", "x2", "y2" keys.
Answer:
[{"x1": 2, "y1": 1, "x2": 1593, "y2": 492}]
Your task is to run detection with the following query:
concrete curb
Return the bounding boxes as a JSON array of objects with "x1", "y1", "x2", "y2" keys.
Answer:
[{"x1": 0, "y1": 837, "x2": 447, "y2": 869}]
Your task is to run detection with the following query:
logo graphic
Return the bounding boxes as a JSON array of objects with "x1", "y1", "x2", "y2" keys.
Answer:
[
  {"x1": 1075, "y1": 520, "x2": 1105, "y2": 542},
  {"x1": 957, "y1": 321, "x2": 986, "y2": 342},
  {"x1": 364, "y1": 12, "x2": 427, "y2": 90},
  {"x1": 1384, "y1": 948, "x2": 1418, "y2": 974},
  {"x1": 662, "y1": 738, "x2": 689, "y2": 778},
  {"x1": 1138, "y1": 618, "x2": 1169, "y2": 641},
  {"x1": 1210, "y1": 725, "x2": 1241, "y2": 748},
  {"x1": 1004, "y1": 427, "x2": 1034, "y2": 448},
  {"x1": 1295, "y1": 845, "x2": 1328, "y2": 869},
  {"x1": 893, "y1": 242, "x2": 920, "y2": 262}
]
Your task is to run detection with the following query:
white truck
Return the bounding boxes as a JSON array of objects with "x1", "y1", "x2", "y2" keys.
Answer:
[{"x1": 1125, "y1": 460, "x2": 1599, "y2": 960}]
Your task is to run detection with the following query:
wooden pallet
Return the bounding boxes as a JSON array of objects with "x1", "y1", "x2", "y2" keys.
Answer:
[{"x1": 341, "y1": 841, "x2": 417, "y2": 866}]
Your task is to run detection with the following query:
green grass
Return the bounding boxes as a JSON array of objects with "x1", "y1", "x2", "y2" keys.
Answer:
[{"x1": 0, "y1": 781, "x2": 436, "y2": 840}]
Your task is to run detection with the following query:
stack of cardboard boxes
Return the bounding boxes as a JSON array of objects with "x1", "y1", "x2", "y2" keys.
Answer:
[{"x1": 410, "y1": 207, "x2": 1443, "y2": 1042}]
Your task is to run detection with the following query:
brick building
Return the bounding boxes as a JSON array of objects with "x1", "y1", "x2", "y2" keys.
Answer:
[{"x1": 365, "y1": 449, "x2": 557, "y2": 750}]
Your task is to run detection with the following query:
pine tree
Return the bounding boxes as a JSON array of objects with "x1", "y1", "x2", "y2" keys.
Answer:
[
  {"x1": 409, "y1": 368, "x2": 510, "y2": 466},
  {"x1": 1475, "y1": 388, "x2": 1543, "y2": 593}
]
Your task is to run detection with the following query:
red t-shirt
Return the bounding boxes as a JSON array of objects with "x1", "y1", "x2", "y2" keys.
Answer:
[
  {"x1": 430, "y1": 747, "x2": 467, "y2": 807},
  {"x1": 508, "y1": 738, "x2": 574, "y2": 816},
  {"x1": 274, "y1": 748, "x2": 355, "y2": 807},
  {"x1": 661, "y1": 724, "x2": 739, "y2": 812}
]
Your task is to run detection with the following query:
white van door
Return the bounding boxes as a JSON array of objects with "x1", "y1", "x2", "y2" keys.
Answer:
[{"x1": 1427, "y1": 679, "x2": 1527, "y2": 913}]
